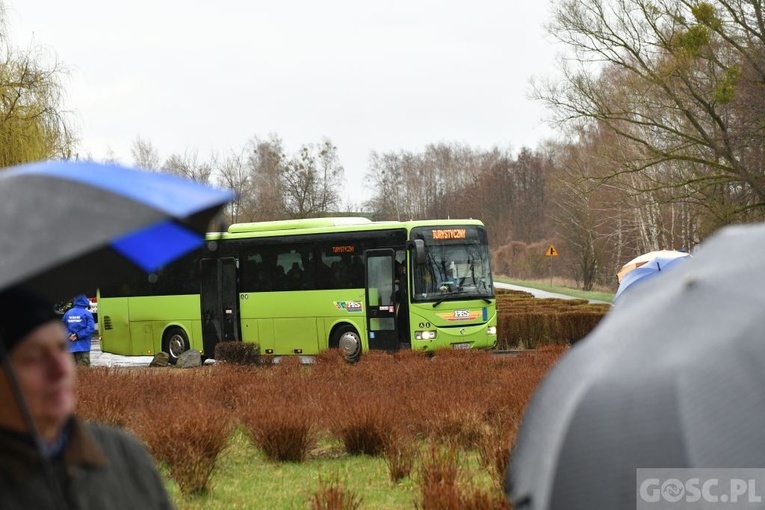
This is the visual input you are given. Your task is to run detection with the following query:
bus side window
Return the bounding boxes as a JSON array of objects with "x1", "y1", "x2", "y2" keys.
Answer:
[
  {"x1": 241, "y1": 254, "x2": 260, "y2": 292},
  {"x1": 258, "y1": 251, "x2": 280, "y2": 291},
  {"x1": 311, "y1": 248, "x2": 331, "y2": 289},
  {"x1": 272, "y1": 264, "x2": 286, "y2": 291},
  {"x1": 333, "y1": 254, "x2": 351, "y2": 288},
  {"x1": 349, "y1": 255, "x2": 363, "y2": 288},
  {"x1": 286, "y1": 262, "x2": 303, "y2": 290}
]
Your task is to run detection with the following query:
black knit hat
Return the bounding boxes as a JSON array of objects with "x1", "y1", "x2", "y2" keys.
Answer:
[{"x1": 0, "y1": 286, "x2": 59, "y2": 357}]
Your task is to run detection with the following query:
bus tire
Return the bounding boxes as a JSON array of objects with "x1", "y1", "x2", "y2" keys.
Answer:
[
  {"x1": 331, "y1": 325, "x2": 361, "y2": 364},
  {"x1": 163, "y1": 327, "x2": 189, "y2": 365}
]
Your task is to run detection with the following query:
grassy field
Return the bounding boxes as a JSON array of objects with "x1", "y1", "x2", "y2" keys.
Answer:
[
  {"x1": 161, "y1": 431, "x2": 498, "y2": 509},
  {"x1": 76, "y1": 348, "x2": 566, "y2": 509}
]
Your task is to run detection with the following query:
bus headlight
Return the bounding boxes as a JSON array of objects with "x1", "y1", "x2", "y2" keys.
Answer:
[
  {"x1": 487, "y1": 326, "x2": 497, "y2": 335},
  {"x1": 415, "y1": 330, "x2": 437, "y2": 340}
]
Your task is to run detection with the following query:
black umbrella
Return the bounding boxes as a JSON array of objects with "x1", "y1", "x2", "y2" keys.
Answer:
[
  {"x1": 0, "y1": 160, "x2": 233, "y2": 509},
  {"x1": 506, "y1": 222, "x2": 765, "y2": 509},
  {"x1": 0, "y1": 160, "x2": 233, "y2": 302}
]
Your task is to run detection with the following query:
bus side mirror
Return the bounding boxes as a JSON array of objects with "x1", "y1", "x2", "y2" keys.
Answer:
[{"x1": 408, "y1": 239, "x2": 426, "y2": 265}]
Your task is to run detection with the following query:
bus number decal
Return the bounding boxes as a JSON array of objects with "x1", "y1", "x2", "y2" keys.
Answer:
[{"x1": 334, "y1": 301, "x2": 363, "y2": 313}]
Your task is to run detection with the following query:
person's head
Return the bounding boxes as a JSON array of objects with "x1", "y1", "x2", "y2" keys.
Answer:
[
  {"x1": 73, "y1": 294, "x2": 90, "y2": 308},
  {"x1": 0, "y1": 286, "x2": 76, "y2": 440}
]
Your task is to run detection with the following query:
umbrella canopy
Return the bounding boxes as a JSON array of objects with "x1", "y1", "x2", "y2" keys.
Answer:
[
  {"x1": 614, "y1": 250, "x2": 690, "y2": 300},
  {"x1": 616, "y1": 249, "x2": 689, "y2": 283},
  {"x1": 0, "y1": 160, "x2": 234, "y2": 302},
  {"x1": 506, "y1": 222, "x2": 765, "y2": 509}
]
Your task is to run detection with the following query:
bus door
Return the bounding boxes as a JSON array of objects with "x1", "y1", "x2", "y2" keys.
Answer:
[
  {"x1": 200, "y1": 257, "x2": 240, "y2": 357},
  {"x1": 364, "y1": 249, "x2": 399, "y2": 351}
]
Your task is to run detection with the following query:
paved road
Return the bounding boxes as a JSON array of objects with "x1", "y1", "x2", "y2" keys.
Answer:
[
  {"x1": 90, "y1": 336, "x2": 153, "y2": 367},
  {"x1": 495, "y1": 282, "x2": 588, "y2": 300}
]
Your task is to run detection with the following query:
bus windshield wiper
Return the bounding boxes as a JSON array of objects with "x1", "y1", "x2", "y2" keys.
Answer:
[{"x1": 432, "y1": 290, "x2": 467, "y2": 308}]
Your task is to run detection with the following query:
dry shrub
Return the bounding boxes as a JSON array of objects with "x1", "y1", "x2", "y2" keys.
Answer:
[
  {"x1": 391, "y1": 348, "x2": 431, "y2": 363},
  {"x1": 418, "y1": 443, "x2": 461, "y2": 490},
  {"x1": 453, "y1": 488, "x2": 511, "y2": 510},
  {"x1": 358, "y1": 349, "x2": 398, "y2": 366},
  {"x1": 419, "y1": 486, "x2": 512, "y2": 510},
  {"x1": 76, "y1": 367, "x2": 134, "y2": 427},
  {"x1": 383, "y1": 432, "x2": 417, "y2": 482},
  {"x1": 407, "y1": 352, "x2": 496, "y2": 447},
  {"x1": 494, "y1": 291, "x2": 610, "y2": 349},
  {"x1": 312, "y1": 348, "x2": 347, "y2": 366},
  {"x1": 476, "y1": 423, "x2": 516, "y2": 488},
  {"x1": 492, "y1": 240, "x2": 551, "y2": 280},
  {"x1": 273, "y1": 354, "x2": 305, "y2": 370},
  {"x1": 75, "y1": 342, "x2": 565, "y2": 504},
  {"x1": 207, "y1": 365, "x2": 255, "y2": 412},
  {"x1": 308, "y1": 472, "x2": 363, "y2": 510},
  {"x1": 333, "y1": 400, "x2": 394, "y2": 456},
  {"x1": 416, "y1": 443, "x2": 510, "y2": 509},
  {"x1": 423, "y1": 404, "x2": 488, "y2": 449},
  {"x1": 134, "y1": 401, "x2": 233, "y2": 495},
  {"x1": 416, "y1": 443, "x2": 461, "y2": 508},
  {"x1": 213, "y1": 341, "x2": 261, "y2": 365},
  {"x1": 243, "y1": 404, "x2": 316, "y2": 462},
  {"x1": 556, "y1": 310, "x2": 608, "y2": 344}
]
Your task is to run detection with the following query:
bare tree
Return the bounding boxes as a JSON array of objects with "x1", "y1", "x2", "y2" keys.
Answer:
[
  {"x1": 364, "y1": 150, "x2": 406, "y2": 220},
  {"x1": 217, "y1": 149, "x2": 250, "y2": 224},
  {"x1": 510, "y1": 148, "x2": 548, "y2": 242},
  {"x1": 548, "y1": 138, "x2": 614, "y2": 290},
  {"x1": 247, "y1": 135, "x2": 287, "y2": 221},
  {"x1": 102, "y1": 148, "x2": 120, "y2": 165},
  {"x1": 162, "y1": 150, "x2": 214, "y2": 184},
  {"x1": 537, "y1": 0, "x2": 765, "y2": 224},
  {"x1": 473, "y1": 153, "x2": 516, "y2": 246},
  {"x1": 365, "y1": 143, "x2": 505, "y2": 222},
  {"x1": 282, "y1": 139, "x2": 344, "y2": 218},
  {"x1": 315, "y1": 139, "x2": 344, "y2": 212},
  {"x1": 131, "y1": 136, "x2": 161, "y2": 170}
]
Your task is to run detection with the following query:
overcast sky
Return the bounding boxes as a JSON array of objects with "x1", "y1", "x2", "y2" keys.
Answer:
[{"x1": 8, "y1": 1, "x2": 560, "y2": 206}]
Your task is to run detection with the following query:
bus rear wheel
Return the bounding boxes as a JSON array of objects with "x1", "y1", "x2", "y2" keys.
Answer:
[
  {"x1": 331, "y1": 325, "x2": 361, "y2": 364},
  {"x1": 163, "y1": 327, "x2": 189, "y2": 365}
]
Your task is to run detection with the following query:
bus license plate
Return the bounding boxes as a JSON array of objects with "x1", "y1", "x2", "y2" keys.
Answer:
[{"x1": 452, "y1": 343, "x2": 470, "y2": 350}]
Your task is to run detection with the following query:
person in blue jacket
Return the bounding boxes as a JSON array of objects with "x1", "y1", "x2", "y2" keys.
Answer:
[{"x1": 62, "y1": 295, "x2": 95, "y2": 366}]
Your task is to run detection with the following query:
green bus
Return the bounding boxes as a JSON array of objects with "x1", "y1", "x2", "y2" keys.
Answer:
[{"x1": 98, "y1": 217, "x2": 497, "y2": 363}]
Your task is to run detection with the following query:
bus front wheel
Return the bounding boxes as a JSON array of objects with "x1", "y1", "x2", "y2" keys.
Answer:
[
  {"x1": 163, "y1": 327, "x2": 189, "y2": 365},
  {"x1": 331, "y1": 325, "x2": 361, "y2": 364}
]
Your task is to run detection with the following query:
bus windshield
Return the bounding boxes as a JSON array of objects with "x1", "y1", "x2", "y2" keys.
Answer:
[{"x1": 410, "y1": 226, "x2": 494, "y2": 303}]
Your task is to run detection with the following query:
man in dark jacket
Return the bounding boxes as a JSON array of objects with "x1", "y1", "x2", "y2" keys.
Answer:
[
  {"x1": 0, "y1": 286, "x2": 174, "y2": 509},
  {"x1": 62, "y1": 294, "x2": 95, "y2": 366}
]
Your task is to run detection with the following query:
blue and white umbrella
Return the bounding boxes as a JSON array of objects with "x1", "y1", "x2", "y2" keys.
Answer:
[
  {"x1": 614, "y1": 250, "x2": 690, "y2": 301},
  {"x1": 0, "y1": 160, "x2": 234, "y2": 302},
  {"x1": 0, "y1": 159, "x2": 234, "y2": 506}
]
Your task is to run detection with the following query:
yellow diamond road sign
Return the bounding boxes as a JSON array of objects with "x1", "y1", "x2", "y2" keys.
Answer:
[{"x1": 546, "y1": 245, "x2": 558, "y2": 257}]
